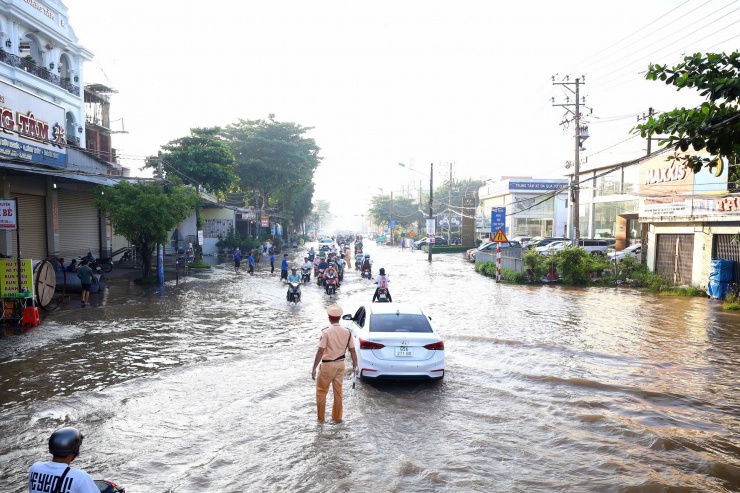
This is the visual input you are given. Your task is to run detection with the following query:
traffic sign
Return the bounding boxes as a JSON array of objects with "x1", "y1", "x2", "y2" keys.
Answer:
[
  {"x1": 390, "y1": 220, "x2": 397, "y2": 229},
  {"x1": 492, "y1": 228, "x2": 508, "y2": 242},
  {"x1": 408, "y1": 231, "x2": 416, "y2": 237},
  {"x1": 491, "y1": 207, "x2": 505, "y2": 231}
]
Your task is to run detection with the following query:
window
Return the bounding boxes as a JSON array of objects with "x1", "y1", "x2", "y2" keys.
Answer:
[
  {"x1": 369, "y1": 314, "x2": 433, "y2": 333},
  {"x1": 353, "y1": 307, "x2": 366, "y2": 327}
]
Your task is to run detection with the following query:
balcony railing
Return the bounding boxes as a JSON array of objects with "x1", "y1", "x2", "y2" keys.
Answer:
[{"x1": 0, "y1": 50, "x2": 80, "y2": 96}]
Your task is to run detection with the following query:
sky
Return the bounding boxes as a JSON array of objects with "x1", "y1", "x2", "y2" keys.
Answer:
[{"x1": 61, "y1": 0, "x2": 739, "y2": 231}]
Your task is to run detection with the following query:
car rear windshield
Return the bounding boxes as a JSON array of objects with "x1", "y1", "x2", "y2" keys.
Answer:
[{"x1": 370, "y1": 313, "x2": 433, "y2": 333}]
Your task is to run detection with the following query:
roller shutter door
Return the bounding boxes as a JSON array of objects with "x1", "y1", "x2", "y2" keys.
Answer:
[
  {"x1": 655, "y1": 234, "x2": 694, "y2": 285},
  {"x1": 10, "y1": 193, "x2": 47, "y2": 259},
  {"x1": 57, "y1": 189, "x2": 100, "y2": 260}
]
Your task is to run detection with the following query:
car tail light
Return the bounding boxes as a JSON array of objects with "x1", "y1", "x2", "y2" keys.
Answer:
[
  {"x1": 360, "y1": 339, "x2": 385, "y2": 350},
  {"x1": 424, "y1": 341, "x2": 444, "y2": 350}
]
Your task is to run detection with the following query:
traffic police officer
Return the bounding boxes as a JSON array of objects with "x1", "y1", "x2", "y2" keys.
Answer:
[{"x1": 311, "y1": 304, "x2": 358, "y2": 422}]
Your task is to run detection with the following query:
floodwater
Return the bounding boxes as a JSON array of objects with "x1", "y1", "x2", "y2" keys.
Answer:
[{"x1": 1, "y1": 242, "x2": 739, "y2": 493}]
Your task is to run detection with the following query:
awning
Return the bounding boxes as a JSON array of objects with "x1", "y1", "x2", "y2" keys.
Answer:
[{"x1": 0, "y1": 160, "x2": 122, "y2": 186}]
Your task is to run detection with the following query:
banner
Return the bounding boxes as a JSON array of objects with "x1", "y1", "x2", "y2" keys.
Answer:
[{"x1": 0, "y1": 198, "x2": 18, "y2": 230}]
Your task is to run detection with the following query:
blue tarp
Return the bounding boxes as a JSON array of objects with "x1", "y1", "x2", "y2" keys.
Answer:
[{"x1": 707, "y1": 258, "x2": 735, "y2": 299}]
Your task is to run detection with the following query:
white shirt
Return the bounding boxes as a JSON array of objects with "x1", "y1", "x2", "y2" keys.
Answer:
[
  {"x1": 375, "y1": 274, "x2": 390, "y2": 288},
  {"x1": 301, "y1": 261, "x2": 312, "y2": 269},
  {"x1": 29, "y1": 461, "x2": 99, "y2": 493}
]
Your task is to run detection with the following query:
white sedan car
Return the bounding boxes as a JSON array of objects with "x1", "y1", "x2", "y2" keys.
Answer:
[
  {"x1": 608, "y1": 243, "x2": 642, "y2": 261},
  {"x1": 342, "y1": 303, "x2": 445, "y2": 381}
]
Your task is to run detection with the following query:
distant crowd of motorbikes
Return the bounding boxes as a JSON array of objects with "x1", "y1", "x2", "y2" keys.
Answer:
[{"x1": 284, "y1": 236, "x2": 389, "y2": 304}]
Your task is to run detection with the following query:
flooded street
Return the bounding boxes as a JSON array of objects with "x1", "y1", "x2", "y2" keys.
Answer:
[{"x1": 1, "y1": 242, "x2": 739, "y2": 492}]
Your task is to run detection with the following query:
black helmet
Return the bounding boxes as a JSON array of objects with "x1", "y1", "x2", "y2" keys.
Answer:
[
  {"x1": 379, "y1": 268, "x2": 386, "y2": 275},
  {"x1": 49, "y1": 427, "x2": 83, "y2": 457}
]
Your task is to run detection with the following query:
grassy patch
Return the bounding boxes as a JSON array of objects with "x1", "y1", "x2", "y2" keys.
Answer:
[
  {"x1": 723, "y1": 291, "x2": 740, "y2": 310},
  {"x1": 421, "y1": 245, "x2": 471, "y2": 253},
  {"x1": 189, "y1": 259, "x2": 212, "y2": 269},
  {"x1": 474, "y1": 262, "x2": 527, "y2": 283}
]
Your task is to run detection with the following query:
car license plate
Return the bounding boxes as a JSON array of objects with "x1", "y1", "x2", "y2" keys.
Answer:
[{"x1": 395, "y1": 346, "x2": 412, "y2": 357}]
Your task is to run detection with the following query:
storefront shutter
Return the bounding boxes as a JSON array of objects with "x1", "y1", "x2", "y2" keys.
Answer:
[
  {"x1": 57, "y1": 189, "x2": 100, "y2": 260},
  {"x1": 655, "y1": 234, "x2": 694, "y2": 285},
  {"x1": 10, "y1": 193, "x2": 47, "y2": 260}
]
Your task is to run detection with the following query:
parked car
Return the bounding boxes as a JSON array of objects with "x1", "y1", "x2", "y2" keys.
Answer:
[
  {"x1": 511, "y1": 236, "x2": 532, "y2": 245},
  {"x1": 527, "y1": 237, "x2": 568, "y2": 250},
  {"x1": 469, "y1": 241, "x2": 522, "y2": 261},
  {"x1": 536, "y1": 238, "x2": 609, "y2": 256},
  {"x1": 342, "y1": 303, "x2": 444, "y2": 381},
  {"x1": 608, "y1": 243, "x2": 642, "y2": 261},
  {"x1": 413, "y1": 236, "x2": 448, "y2": 249}
]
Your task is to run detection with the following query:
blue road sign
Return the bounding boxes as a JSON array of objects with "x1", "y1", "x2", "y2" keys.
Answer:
[
  {"x1": 390, "y1": 220, "x2": 397, "y2": 229},
  {"x1": 491, "y1": 208, "x2": 506, "y2": 232}
]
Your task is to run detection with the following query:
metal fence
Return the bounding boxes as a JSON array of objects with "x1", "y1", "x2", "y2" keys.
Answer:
[{"x1": 475, "y1": 250, "x2": 525, "y2": 274}]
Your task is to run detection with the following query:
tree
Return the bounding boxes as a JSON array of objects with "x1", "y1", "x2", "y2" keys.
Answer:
[
  {"x1": 94, "y1": 181, "x2": 200, "y2": 279},
  {"x1": 367, "y1": 194, "x2": 420, "y2": 230},
  {"x1": 309, "y1": 200, "x2": 331, "y2": 235},
  {"x1": 633, "y1": 51, "x2": 740, "y2": 188},
  {"x1": 149, "y1": 127, "x2": 236, "y2": 194},
  {"x1": 223, "y1": 114, "x2": 322, "y2": 232}
]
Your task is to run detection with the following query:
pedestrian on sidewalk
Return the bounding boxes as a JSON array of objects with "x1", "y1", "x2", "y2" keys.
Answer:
[
  {"x1": 280, "y1": 253, "x2": 289, "y2": 281},
  {"x1": 270, "y1": 252, "x2": 275, "y2": 275},
  {"x1": 248, "y1": 251, "x2": 255, "y2": 275},
  {"x1": 233, "y1": 247, "x2": 241, "y2": 273},
  {"x1": 311, "y1": 304, "x2": 358, "y2": 422},
  {"x1": 76, "y1": 260, "x2": 94, "y2": 307}
]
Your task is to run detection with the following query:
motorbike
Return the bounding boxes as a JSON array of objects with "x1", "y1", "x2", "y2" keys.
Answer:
[
  {"x1": 337, "y1": 264, "x2": 344, "y2": 282},
  {"x1": 325, "y1": 271, "x2": 337, "y2": 295},
  {"x1": 362, "y1": 266, "x2": 372, "y2": 279},
  {"x1": 316, "y1": 268, "x2": 326, "y2": 287},
  {"x1": 81, "y1": 251, "x2": 113, "y2": 274},
  {"x1": 287, "y1": 282, "x2": 302, "y2": 303},
  {"x1": 375, "y1": 287, "x2": 390, "y2": 302},
  {"x1": 308, "y1": 252, "x2": 315, "y2": 262},
  {"x1": 301, "y1": 266, "x2": 311, "y2": 284},
  {"x1": 95, "y1": 479, "x2": 126, "y2": 493}
]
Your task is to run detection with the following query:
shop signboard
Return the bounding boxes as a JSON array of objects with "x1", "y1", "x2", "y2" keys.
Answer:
[
  {"x1": 0, "y1": 198, "x2": 18, "y2": 230},
  {"x1": 261, "y1": 215, "x2": 269, "y2": 227},
  {"x1": 0, "y1": 259, "x2": 33, "y2": 297},
  {"x1": 0, "y1": 81, "x2": 67, "y2": 167}
]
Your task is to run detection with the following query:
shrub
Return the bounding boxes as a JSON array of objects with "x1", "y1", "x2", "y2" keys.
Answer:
[
  {"x1": 553, "y1": 247, "x2": 593, "y2": 285},
  {"x1": 723, "y1": 291, "x2": 740, "y2": 310},
  {"x1": 524, "y1": 250, "x2": 549, "y2": 279}
]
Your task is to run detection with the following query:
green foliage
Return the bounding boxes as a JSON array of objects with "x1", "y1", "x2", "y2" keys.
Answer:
[
  {"x1": 224, "y1": 115, "x2": 321, "y2": 230},
  {"x1": 723, "y1": 291, "x2": 740, "y2": 310},
  {"x1": 215, "y1": 225, "x2": 262, "y2": 253},
  {"x1": 189, "y1": 259, "x2": 211, "y2": 269},
  {"x1": 524, "y1": 250, "x2": 550, "y2": 279},
  {"x1": 367, "y1": 194, "x2": 421, "y2": 229},
  {"x1": 633, "y1": 51, "x2": 740, "y2": 188},
  {"x1": 152, "y1": 127, "x2": 236, "y2": 194},
  {"x1": 474, "y1": 262, "x2": 526, "y2": 283},
  {"x1": 552, "y1": 247, "x2": 593, "y2": 285},
  {"x1": 94, "y1": 182, "x2": 199, "y2": 277}
]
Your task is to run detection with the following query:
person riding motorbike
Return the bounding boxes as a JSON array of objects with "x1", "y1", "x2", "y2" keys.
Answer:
[
  {"x1": 286, "y1": 267, "x2": 302, "y2": 301},
  {"x1": 317, "y1": 257, "x2": 329, "y2": 285},
  {"x1": 300, "y1": 256, "x2": 312, "y2": 276},
  {"x1": 324, "y1": 263, "x2": 339, "y2": 292},
  {"x1": 313, "y1": 254, "x2": 321, "y2": 275},
  {"x1": 355, "y1": 253, "x2": 364, "y2": 271},
  {"x1": 308, "y1": 247, "x2": 316, "y2": 261},
  {"x1": 29, "y1": 427, "x2": 100, "y2": 493},
  {"x1": 361, "y1": 254, "x2": 372, "y2": 277},
  {"x1": 372, "y1": 267, "x2": 392, "y2": 302}
]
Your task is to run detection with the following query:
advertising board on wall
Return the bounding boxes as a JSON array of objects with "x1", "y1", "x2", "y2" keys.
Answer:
[
  {"x1": 0, "y1": 81, "x2": 67, "y2": 167},
  {"x1": 639, "y1": 152, "x2": 730, "y2": 219}
]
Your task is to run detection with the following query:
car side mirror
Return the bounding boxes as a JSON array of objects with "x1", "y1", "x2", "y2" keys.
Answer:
[
  {"x1": 428, "y1": 316, "x2": 432, "y2": 320},
  {"x1": 342, "y1": 314, "x2": 353, "y2": 320}
]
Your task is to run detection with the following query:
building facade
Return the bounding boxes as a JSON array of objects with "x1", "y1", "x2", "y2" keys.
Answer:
[
  {"x1": 477, "y1": 178, "x2": 569, "y2": 239},
  {"x1": 0, "y1": 0, "x2": 128, "y2": 261}
]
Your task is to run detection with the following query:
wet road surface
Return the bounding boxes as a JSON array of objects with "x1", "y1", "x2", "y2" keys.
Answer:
[{"x1": 1, "y1": 242, "x2": 739, "y2": 492}]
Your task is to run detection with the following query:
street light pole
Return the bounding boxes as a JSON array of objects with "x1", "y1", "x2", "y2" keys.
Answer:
[{"x1": 428, "y1": 163, "x2": 433, "y2": 263}]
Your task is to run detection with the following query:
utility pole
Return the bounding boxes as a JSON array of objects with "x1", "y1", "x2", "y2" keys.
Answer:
[
  {"x1": 447, "y1": 162, "x2": 452, "y2": 244},
  {"x1": 390, "y1": 191, "x2": 393, "y2": 246},
  {"x1": 553, "y1": 75, "x2": 589, "y2": 240},
  {"x1": 428, "y1": 163, "x2": 433, "y2": 263}
]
